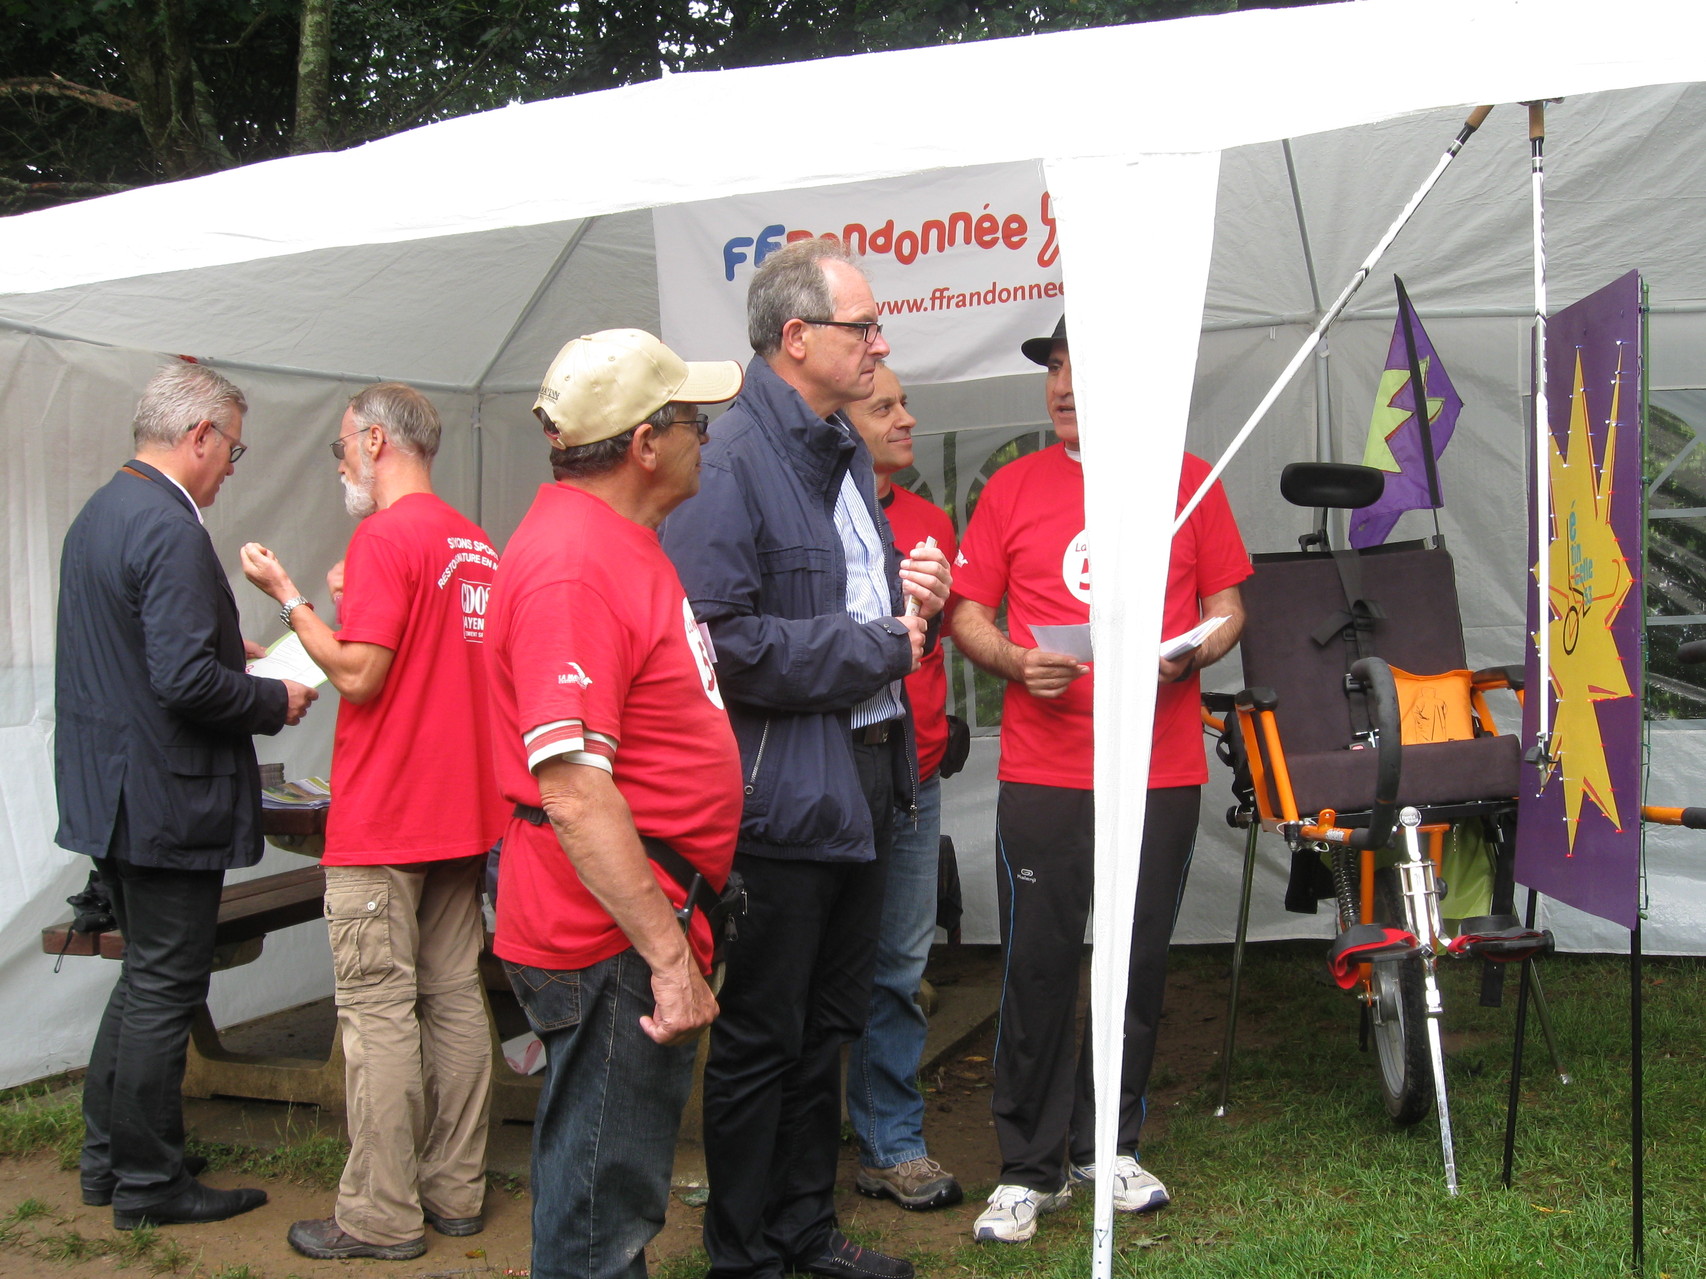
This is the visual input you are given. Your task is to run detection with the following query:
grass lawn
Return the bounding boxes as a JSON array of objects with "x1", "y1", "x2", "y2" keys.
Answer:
[
  {"x1": 1037, "y1": 946, "x2": 1697, "y2": 1278},
  {"x1": 3, "y1": 945, "x2": 1701, "y2": 1277},
  {"x1": 663, "y1": 945, "x2": 1706, "y2": 1278}
]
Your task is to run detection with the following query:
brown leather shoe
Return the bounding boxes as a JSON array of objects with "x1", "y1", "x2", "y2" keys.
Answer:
[{"x1": 423, "y1": 1207, "x2": 484, "y2": 1236}]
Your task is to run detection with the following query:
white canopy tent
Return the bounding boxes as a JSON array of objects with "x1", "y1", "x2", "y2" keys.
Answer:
[{"x1": 3, "y1": 0, "x2": 1705, "y2": 1117}]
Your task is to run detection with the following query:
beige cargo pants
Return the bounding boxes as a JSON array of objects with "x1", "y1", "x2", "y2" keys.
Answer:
[{"x1": 323, "y1": 855, "x2": 491, "y2": 1247}]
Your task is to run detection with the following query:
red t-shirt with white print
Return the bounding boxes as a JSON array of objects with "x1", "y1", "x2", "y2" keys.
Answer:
[
  {"x1": 951, "y1": 444, "x2": 1249, "y2": 790},
  {"x1": 486, "y1": 483, "x2": 741, "y2": 974}
]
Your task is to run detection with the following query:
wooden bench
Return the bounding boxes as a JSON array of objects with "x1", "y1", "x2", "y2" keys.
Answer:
[
  {"x1": 42, "y1": 863, "x2": 327, "y2": 961},
  {"x1": 41, "y1": 862, "x2": 351, "y2": 1107},
  {"x1": 43, "y1": 833, "x2": 541, "y2": 1120}
]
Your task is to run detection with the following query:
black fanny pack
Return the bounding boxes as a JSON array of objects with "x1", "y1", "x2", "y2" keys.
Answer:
[{"x1": 511, "y1": 804, "x2": 745, "y2": 968}]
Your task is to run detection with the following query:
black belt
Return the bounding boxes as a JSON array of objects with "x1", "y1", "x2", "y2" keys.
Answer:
[
  {"x1": 854, "y1": 718, "x2": 902, "y2": 745},
  {"x1": 512, "y1": 804, "x2": 744, "y2": 967}
]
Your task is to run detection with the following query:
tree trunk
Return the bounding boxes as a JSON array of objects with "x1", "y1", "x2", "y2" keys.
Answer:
[
  {"x1": 294, "y1": 0, "x2": 333, "y2": 154},
  {"x1": 105, "y1": 0, "x2": 230, "y2": 179}
]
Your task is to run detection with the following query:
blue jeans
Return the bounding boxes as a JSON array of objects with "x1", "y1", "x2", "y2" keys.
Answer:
[
  {"x1": 505, "y1": 950, "x2": 697, "y2": 1279},
  {"x1": 846, "y1": 773, "x2": 940, "y2": 1168}
]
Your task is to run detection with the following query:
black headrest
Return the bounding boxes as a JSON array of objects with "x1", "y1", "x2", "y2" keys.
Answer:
[{"x1": 1280, "y1": 463, "x2": 1385, "y2": 511}]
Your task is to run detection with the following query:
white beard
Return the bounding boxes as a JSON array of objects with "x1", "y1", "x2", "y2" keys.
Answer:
[{"x1": 343, "y1": 472, "x2": 377, "y2": 519}]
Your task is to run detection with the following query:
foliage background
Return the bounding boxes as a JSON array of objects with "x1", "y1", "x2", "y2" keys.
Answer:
[{"x1": 2, "y1": 0, "x2": 1334, "y2": 214}]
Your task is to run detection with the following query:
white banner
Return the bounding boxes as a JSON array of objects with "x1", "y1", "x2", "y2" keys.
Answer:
[{"x1": 654, "y1": 160, "x2": 1063, "y2": 386}]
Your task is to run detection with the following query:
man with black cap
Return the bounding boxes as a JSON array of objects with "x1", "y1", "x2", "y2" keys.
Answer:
[
  {"x1": 484, "y1": 329, "x2": 746, "y2": 1279},
  {"x1": 951, "y1": 316, "x2": 1251, "y2": 1243}
]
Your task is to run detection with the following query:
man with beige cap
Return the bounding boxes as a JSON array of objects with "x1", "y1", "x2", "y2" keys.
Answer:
[{"x1": 485, "y1": 328, "x2": 745, "y2": 1279}]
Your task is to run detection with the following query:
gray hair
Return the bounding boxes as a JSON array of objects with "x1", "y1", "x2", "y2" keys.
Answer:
[
  {"x1": 348, "y1": 382, "x2": 440, "y2": 461},
  {"x1": 549, "y1": 402, "x2": 679, "y2": 481},
  {"x1": 132, "y1": 362, "x2": 248, "y2": 450},
  {"x1": 747, "y1": 237, "x2": 861, "y2": 357}
]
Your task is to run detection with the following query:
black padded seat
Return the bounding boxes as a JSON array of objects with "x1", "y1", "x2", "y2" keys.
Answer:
[{"x1": 1285, "y1": 735, "x2": 1522, "y2": 819}]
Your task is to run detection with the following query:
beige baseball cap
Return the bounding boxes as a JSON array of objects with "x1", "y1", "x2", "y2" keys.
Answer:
[{"x1": 534, "y1": 329, "x2": 744, "y2": 446}]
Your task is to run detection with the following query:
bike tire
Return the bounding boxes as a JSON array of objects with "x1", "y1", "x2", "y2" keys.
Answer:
[{"x1": 1368, "y1": 868, "x2": 1433, "y2": 1126}]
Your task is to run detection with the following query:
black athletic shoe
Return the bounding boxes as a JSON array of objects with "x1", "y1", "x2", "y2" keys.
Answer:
[{"x1": 791, "y1": 1231, "x2": 915, "y2": 1279}]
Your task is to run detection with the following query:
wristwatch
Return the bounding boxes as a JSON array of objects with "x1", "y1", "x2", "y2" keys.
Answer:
[{"x1": 279, "y1": 596, "x2": 314, "y2": 628}]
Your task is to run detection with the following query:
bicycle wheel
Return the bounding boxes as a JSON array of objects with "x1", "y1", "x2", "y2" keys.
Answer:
[{"x1": 1368, "y1": 868, "x2": 1432, "y2": 1125}]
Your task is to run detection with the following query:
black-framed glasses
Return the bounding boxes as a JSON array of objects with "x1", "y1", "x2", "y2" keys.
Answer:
[
  {"x1": 330, "y1": 427, "x2": 365, "y2": 461},
  {"x1": 206, "y1": 420, "x2": 247, "y2": 463},
  {"x1": 800, "y1": 318, "x2": 884, "y2": 345},
  {"x1": 666, "y1": 414, "x2": 710, "y2": 442}
]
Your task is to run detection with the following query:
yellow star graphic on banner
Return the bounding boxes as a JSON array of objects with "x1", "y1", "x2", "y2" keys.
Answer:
[
  {"x1": 1363, "y1": 359, "x2": 1446, "y2": 473},
  {"x1": 1537, "y1": 350, "x2": 1633, "y2": 849}
]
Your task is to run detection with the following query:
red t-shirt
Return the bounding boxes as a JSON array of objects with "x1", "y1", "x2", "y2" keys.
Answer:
[
  {"x1": 951, "y1": 444, "x2": 1250, "y2": 790},
  {"x1": 881, "y1": 484, "x2": 958, "y2": 780},
  {"x1": 486, "y1": 484, "x2": 742, "y2": 974},
  {"x1": 324, "y1": 492, "x2": 504, "y2": 864}
]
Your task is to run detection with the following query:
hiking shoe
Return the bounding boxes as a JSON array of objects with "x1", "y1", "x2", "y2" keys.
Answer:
[
  {"x1": 1069, "y1": 1155, "x2": 1170, "y2": 1214},
  {"x1": 971, "y1": 1182, "x2": 1071, "y2": 1243},
  {"x1": 287, "y1": 1218, "x2": 427, "y2": 1260},
  {"x1": 855, "y1": 1156, "x2": 964, "y2": 1211},
  {"x1": 423, "y1": 1207, "x2": 484, "y2": 1236}
]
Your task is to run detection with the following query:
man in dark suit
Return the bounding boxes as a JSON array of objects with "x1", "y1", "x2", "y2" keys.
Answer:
[{"x1": 54, "y1": 360, "x2": 317, "y2": 1230}]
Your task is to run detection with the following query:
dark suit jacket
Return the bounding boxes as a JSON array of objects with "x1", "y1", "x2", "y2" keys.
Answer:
[{"x1": 54, "y1": 460, "x2": 290, "y2": 870}]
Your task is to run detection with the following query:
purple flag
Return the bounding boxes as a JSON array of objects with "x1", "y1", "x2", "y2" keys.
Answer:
[{"x1": 1349, "y1": 289, "x2": 1463, "y2": 548}]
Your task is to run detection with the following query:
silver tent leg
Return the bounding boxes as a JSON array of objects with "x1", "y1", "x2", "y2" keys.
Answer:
[{"x1": 1400, "y1": 808, "x2": 1459, "y2": 1195}]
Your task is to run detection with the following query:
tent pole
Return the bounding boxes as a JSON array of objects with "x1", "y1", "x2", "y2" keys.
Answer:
[
  {"x1": 1632, "y1": 917, "x2": 1645, "y2": 1273},
  {"x1": 1175, "y1": 105, "x2": 1494, "y2": 535},
  {"x1": 464, "y1": 216, "x2": 602, "y2": 529},
  {"x1": 470, "y1": 216, "x2": 602, "y2": 397},
  {"x1": 1528, "y1": 101, "x2": 1557, "y2": 781},
  {"x1": 1212, "y1": 817, "x2": 1262, "y2": 1117},
  {"x1": 471, "y1": 402, "x2": 485, "y2": 527},
  {"x1": 1284, "y1": 136, "x2": 1342, "y2": 543},
  {"x1": 1501, "y1": 886, "x2": 1541, "y2": 1188}
]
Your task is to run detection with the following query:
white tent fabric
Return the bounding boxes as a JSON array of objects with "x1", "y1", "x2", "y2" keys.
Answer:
[{"x1": 3, "y1": 0, "x2": 1706, "y2": 1117}]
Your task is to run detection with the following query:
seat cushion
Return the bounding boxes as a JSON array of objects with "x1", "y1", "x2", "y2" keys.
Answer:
[{"x1": 1284, "y1": 734, "x2": 1521, "y2": 819}]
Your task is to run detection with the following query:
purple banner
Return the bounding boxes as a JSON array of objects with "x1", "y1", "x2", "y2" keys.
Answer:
[
  {"x1": 1350, "y1": 285, "x2": 1463, "y2": 549},
  {"x1": 1516, "y1": 270, "x2": 1643, "y2": 929}
]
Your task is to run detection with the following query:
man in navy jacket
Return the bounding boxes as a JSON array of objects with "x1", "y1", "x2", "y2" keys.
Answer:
[
  {"x1": 55, "y1": 361, "x2": 315, "y2": 1229},
  {"x1": 664, "y1": 238, "x2": 950, "y2": 1279}
]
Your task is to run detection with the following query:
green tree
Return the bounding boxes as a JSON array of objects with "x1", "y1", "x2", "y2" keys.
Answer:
[{"x1": 2, "y1": 0, "x2": 1332, "y2": 214}]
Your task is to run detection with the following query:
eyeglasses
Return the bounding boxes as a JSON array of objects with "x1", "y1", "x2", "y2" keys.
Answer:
[
  {"x1": 665, "y1": 414, "x2": 710, "y2": 442},
  {"x1": 206, "y1": 420, "x2": 247, "y2": 463},
  {"x1": 330, "y1": 427, "x2": 365, "y2": 461},
  {"x1": 800, "y1": 319, "x2": 884, "y2": 345}
]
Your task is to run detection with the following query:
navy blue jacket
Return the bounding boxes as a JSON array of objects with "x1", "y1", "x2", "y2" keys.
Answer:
[
  {"x1": 54, "y1": 460, "x2": 289, "y2": 869},
  {"x1": 663, "y1": 358, "x2": 921, "y2": 862}
]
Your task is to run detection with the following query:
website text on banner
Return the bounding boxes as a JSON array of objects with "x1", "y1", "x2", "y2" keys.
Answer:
[{"x1": 654, "y1": 160, "x2": 1063, "y2": 388}]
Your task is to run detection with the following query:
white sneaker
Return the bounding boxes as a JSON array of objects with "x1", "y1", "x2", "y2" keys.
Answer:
[
  {"x1": 972, "y1": 1182, "x2": 1071, "y2": 1243},
  {"x1": 1068, "y1": 1155, "x2": 1170, "y2": 1213}
]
